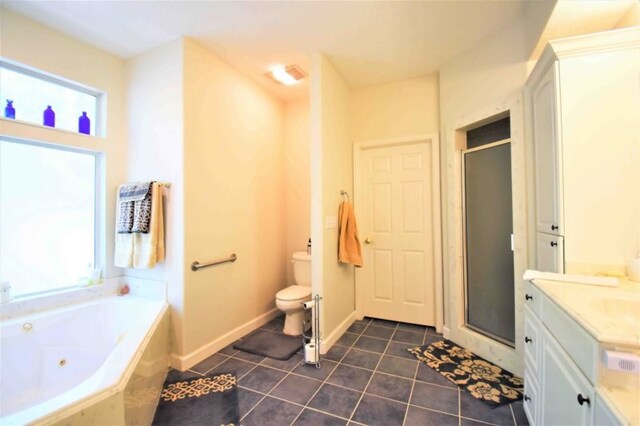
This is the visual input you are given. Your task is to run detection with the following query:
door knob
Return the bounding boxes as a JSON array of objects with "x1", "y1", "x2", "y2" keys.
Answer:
[
  {"x1": 364, "y1": 238, "x2": 373, "y2": 245},
  {"x1": 550, "y1": 241, "x2": 557, "y2": 247}
]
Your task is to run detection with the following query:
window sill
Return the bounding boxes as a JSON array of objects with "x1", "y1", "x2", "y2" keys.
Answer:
[
  {"x1": 0, "y1": 278, "x2": 119, "y2": 321},
  {"x1": 0, "y1": 117, "x2": 105, "y2": 152}
]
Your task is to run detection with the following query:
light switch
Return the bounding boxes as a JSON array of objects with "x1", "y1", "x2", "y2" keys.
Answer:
[{"x1": 325, "y1": 216, "x2": 338, "y2": 229}]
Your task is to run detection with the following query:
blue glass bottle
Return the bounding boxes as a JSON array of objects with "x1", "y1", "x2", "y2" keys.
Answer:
[
  {"x1": 78, "y1": 111, "x2": 90, "y2": 135},
  {"x1": 43, "y1": 106, "x2": 55, "y2": 127},
  {"x1": 4, "y1": 100, "x2": 15, "y2": 119}
]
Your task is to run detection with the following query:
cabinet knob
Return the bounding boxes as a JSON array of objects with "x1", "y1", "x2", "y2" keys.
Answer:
[
  {"x1": 577, "y1": 394, "x2": 590, "y2": 406},
  {"x1": 550, "y1": 241, "x2": 558, "y2": 247},
  {"x1": 525, "y1": 336, "x2": 532, "y2": 344},
  {"x1": 551, "y1": 225, "x2": 559, "y2": 231},
  {"x1": 524, "y1": 394, "x2": 531, "y2": 402},
  {"x1": 525, "y1": 294, "x2": 533, "y2": 301}
]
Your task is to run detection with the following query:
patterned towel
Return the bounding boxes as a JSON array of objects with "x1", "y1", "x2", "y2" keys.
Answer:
[{"x1": 118, "y1": 182, "x2": 152, "y2": 234}]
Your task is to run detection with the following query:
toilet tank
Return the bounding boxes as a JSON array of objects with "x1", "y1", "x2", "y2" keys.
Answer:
[{"x1": 292, "y1": 251, "x2": 311, "y2": 287}]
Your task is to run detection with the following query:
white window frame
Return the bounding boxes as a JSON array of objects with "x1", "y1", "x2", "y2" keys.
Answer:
[
  {"x1": 0, "y1": 58, "x2": 105, "y2": 137},
  {"x1": 0, "y1": 59, "x2": 106, "y2": 299}
]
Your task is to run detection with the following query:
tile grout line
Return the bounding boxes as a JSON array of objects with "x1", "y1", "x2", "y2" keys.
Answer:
[
  {"x1": 287, "y1": 317, "x2": 373, "y2": 425},
  {"x1": 250, "y1": 358, "x2": 305, "y2": 424},
  {"x1": 401, "y1": 351, "x2": 421, "y2": 426},
  {"x1": 185, "y1": 318, "x2": 453, "y2": 424},
  {"x1": 237, "y1": 384, "x2": 355, "y2": 424},
  {"x1": 403, "y1": 320, "x2": 429, "y2": 426},
  {"x1": 221, "y1": 351, "x2": 454, "y2": 393},
  {"x1": 509, "y1": 402, "x2": 517, "y2": 426},
  {"x1": 347, "y1": 321, "x2": 403, "y2": 424},
  {"x1": 237, "y1": 361, "x2": 268, "y2": 422}
]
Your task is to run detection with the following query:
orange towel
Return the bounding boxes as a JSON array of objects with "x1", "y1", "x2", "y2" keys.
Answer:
[{"x1": 338, "y1": 201, "x2": 363, "y2": 267}]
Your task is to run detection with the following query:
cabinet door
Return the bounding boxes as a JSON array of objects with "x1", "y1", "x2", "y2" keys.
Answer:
[
  {"x1": 532, "y1": 64, "x2": 563, "y2": 236},
  {"x1": 536, "y1": 233, "x2": 564, "y2": 273},
  {"x1": 541, "y1": 329, "x2": 594, "y2": 426}
]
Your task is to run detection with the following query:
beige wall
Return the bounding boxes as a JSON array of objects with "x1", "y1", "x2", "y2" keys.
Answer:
[
  {"x1": 126, "y1": 38, "x2": 287, "y2": 364},
  {"x1": 350, "y1": 75, "x2": 439, "y2": 142},
  {"x1": 0, "y1": 9, "x2": 127, "y2": 281},
  {"x1": 182, "y1": 39, "x2": 286, "y2": 356},
  {"x1": 439, "y1": 17, "x2": 531, "y2": 374},
  {"x1": 125, "y1": 40, "x2": 186, "y2": 355},
  {"x1": 284, "y1": 98, "x2": 311, "y2": 284},
  {"x1": 311, "y1": 54, "x2": 355, "y2": 346}
]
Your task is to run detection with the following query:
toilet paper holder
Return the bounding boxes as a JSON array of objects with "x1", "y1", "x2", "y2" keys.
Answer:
[{"x1": 302, "y1": 294, "x2": 322, "y2": 369}]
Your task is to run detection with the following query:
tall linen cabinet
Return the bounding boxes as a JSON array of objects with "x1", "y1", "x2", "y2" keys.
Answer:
[{"x1": 526, "y1": 27, "x2": 640, "y2": 275}]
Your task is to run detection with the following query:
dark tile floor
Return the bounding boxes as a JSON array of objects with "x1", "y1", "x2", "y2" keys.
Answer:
[{"x1": 164, "y1": 316, "x2": 529, "y2": 426}]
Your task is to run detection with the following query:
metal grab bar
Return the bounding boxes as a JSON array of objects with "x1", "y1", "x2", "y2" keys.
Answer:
[{"x1": 191, "y1": 253, "x2": 237, "y2": 271}]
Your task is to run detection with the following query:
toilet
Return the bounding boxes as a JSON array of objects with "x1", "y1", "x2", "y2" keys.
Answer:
[{"x1": 276, "y1": 251, "x2": 312, "y2": 335}]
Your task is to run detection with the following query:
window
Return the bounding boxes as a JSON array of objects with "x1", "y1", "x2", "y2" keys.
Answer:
[
  {"x1": 0, "y1": 138, "x2": 99, "y2": 297},
  {"x1": 0, "y1": 61, "x2": 100, "y2": 136}
]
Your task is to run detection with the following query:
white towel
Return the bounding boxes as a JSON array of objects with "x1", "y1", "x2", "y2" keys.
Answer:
[
  {"x1": 132, "y1": 182, "x2": 165, "y2": 268},
  {"x1": 523, "y1": 269, "x2": 618, "y2": 287}
]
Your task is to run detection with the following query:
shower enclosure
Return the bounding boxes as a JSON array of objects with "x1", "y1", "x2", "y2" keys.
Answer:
[{"x1": 462, "y1": 116, "x2": 515, "y2": 346}]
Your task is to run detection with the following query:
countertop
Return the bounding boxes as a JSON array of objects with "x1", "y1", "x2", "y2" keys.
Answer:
[
  {"x1": 531, "y1": 279, "x2": 640, "y2": 346},
  {"x1": 530, "y1": 278, "x2": 640, "y2": 425}
]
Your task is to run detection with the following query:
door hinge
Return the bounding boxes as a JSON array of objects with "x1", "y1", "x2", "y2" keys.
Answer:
[{"x1": 511, "y1": 234, "x2": 514, "y2": 251}]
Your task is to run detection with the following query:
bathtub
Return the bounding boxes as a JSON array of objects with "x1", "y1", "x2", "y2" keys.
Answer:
[{"x1": 0, "y1": 294, "x2": 169, "y2": 425}]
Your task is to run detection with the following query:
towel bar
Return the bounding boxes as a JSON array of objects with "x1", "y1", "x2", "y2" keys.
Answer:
[{"x1": 191, "y1": 253, "x2": 237, "y2": 271}]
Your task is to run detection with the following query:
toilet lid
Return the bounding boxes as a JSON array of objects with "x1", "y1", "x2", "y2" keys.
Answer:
[{"x1": 276, "y1": 285, "x2": 311, "y2": 301}]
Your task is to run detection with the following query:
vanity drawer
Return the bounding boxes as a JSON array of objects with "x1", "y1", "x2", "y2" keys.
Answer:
[
  {"x1": 524, "y1": 280, "x2": 542, "y2": 317},
  {"x1": 524, "y1": 306, "x2": 542, "y2": 374},
  {"x1": 540, "y1": 292, "x2": 598, "y2": 384}
]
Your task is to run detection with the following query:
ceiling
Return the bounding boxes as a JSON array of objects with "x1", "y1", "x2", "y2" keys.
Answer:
[{"x1": 3, "y1": 1, "x2": 535, "y2": 101}]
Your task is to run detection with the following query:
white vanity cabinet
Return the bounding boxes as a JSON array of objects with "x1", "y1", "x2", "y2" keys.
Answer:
[
  {"x1": 523, "y1": 280, "x2": 632, "y2": 426},
  {"x1": 523, "y1": 281, "x2": 597, "y2": 426},
  {"x1": 526, "y1": 28, "x2": 640, "y2": 274}
]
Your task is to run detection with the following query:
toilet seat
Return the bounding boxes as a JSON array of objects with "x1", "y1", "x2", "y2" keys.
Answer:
[{"x1": 276, "y1": 285, "x2": 311, "y2": 301}]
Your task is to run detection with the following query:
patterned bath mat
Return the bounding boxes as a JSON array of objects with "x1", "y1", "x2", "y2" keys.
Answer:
[
  {"x1": 152, "y1": 372, "x2": 239, "y2": 425},
  {"x1": 408, "y1": 340, "x2": 523, "y2": 407},
  {"x1": 233, "y1": 329, "x2": 303, "y2": 361}
]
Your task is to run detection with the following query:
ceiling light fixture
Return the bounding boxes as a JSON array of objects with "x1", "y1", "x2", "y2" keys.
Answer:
[{"x1": 267, "y1": 65, "x2": 306, "y2": 85}]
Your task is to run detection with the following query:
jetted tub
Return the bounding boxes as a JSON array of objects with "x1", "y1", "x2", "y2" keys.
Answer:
[{"x1": 0, "y1": 294, "x2": 169, "y2": 425}]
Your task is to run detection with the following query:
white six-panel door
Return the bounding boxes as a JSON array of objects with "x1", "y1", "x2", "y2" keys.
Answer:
[{"x1": 358, "y1": 141, "x2": 436, "y2": 326}]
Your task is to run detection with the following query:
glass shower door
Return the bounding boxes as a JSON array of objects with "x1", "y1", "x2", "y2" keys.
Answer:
[{"x1": 463, "y1": 140, "x2": 515, "y2": 346}]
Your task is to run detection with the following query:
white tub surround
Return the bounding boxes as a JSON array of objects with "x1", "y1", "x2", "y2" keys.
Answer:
[
  {"x1": 0, "y1": 278, "x2": 120, "y2": 321},
  {"x1": 0, "y1": 279, "x2": 169, "y2": 425},
  {"x1": 523, "y1": 278, "x2": 639, "y2": 425}
]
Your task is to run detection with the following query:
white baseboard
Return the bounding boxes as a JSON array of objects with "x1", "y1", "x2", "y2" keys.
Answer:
[
  {"x1": 442, "y1": 325, "x2": 451, "y2": 340},
  {"x1": 169, "y1": 308, "x2": 281, "y2": 371},
  {"x1": 320, "y1": 310, "x2": 356, "y2": 354}
]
